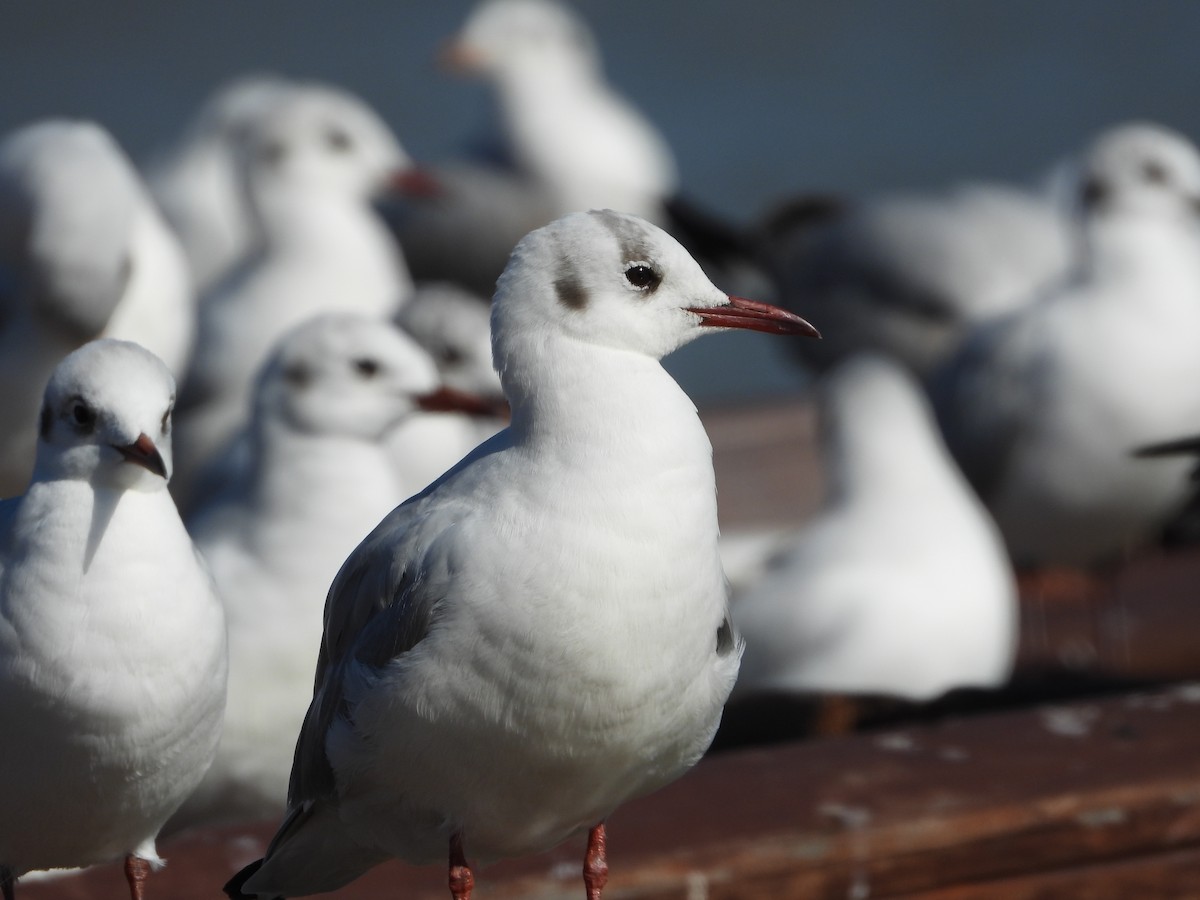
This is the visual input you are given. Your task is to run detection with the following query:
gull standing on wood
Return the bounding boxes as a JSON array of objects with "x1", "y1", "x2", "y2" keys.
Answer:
[
  {"x1": 175, "y1": 85, "x2": 419, "y2": 498},
  {"x1": 225, "y1": 209, "x2": 819, "y2": 899},
  {"x1": 933, "y1": 121, "x2": 1200, "y2": 566},
  {"x1": 174, "y1": 314, "x2": 493, "y2": 829},
  {"x1": 733, "y1": 354, "x2": 1017, "y2": 703},
  {"x1": 0, "y1": 340, "x2": 226, "y2": 900},
  {"x1": 0, "y1": 120, "x2": 194, "y2": 497}
]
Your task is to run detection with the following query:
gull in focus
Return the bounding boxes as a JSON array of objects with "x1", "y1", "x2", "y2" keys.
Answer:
[
  {"x1": 175, "y1": 84, "x2": 419, "y2": 497},
  {"x1": 0, "y1": 120, "x2": 194, "y2": 496},
  {"x1": 0, "y1": 339, "x2": 226, "y2": 899},
  {"x1": 225, "y1": 209, "x2": 818, "y2": 899},
  {"x1": 733, "y1": 354, "x2": 1018, "y2": 703},
  {"x1": 933, "y1": 121, "x2": 1200, "y2": 566},
  {"x1": 175, "y1": 314, "x2": 493, "y2": 829}
]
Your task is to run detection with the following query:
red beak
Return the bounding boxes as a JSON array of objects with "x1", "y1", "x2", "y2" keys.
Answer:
[
  {"x1": 114, "y1": 433, "x2": 167, "y2": 478},
  {"x1": 389, "y1": 167, "x2": 443, "y2": 199},
  {"x1": 686, "y1": 296, "x2": 820, "y2": 338},
  {"x1": 416, "y1": 386, "x2": 509, "y2": 420}
]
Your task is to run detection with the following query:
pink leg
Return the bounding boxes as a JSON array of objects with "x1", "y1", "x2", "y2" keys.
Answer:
[
  {"x1": 448, "y1": 833, "x2": 474, "y2": 900},
  {"x1": 583, "y1": 823, "x2": 609, "y2": 900},
  {"x1": 124, "y1": 855, "x2": 151, "y2": 900}
]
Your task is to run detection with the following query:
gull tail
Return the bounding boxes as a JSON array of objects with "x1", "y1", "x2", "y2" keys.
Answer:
[{"x1": 224, "y1": 859, "x2": 278, "y2": 899}]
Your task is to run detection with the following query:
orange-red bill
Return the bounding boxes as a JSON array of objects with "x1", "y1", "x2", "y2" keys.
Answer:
[
  {"x1": 115, "y1": 433, "x2": 167, "y2": 478},
  {"x1": 687, "y1": 296, "x2": 820, "y2": 338},
  {"x1": 416, "y1": 386, "x2": 510, "y2": 420}
]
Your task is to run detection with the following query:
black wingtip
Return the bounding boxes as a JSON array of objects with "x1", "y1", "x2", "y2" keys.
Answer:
[
  {"x1": 1133, "y1": 434, "x2": 1200, "y2": 459},
  {"x1": 224, "y1": 858, "x2": 275, "y2": 899}
]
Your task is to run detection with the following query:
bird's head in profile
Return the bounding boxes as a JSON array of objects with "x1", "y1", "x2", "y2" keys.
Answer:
[
  {"x1": 256, "y1": 313, "x2": 497, "y2": 444},
  {"x1": 1074, "y1": 121, "x2": 1200, "y2": 223},
  {"x1": 490, "y1": 209, "x2": 818, "y2": 389},
  {"x1": 35, "y1": 338, "x2": 174, "y2": 491}
]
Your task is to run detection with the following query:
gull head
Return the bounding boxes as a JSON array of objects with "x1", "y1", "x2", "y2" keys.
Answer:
[
  {"x1": 1074, "y1": 121, "x2": 1200, "y2": 222},
  {"x1": 235, "y1": 84, "x2": 416, "y2": 209},
  {"x1": 256, "y1": 314, "x2": 493, "y2": 442},
  {"x1": 34, "y1": 339, "x2": 175, "y2": 490},
  {"x1": 490, "y1": 209, "x2": 818, "y2": 386},
  {"x1": 0, "y1": 119, "x2": 143, "y2": 341},
  {"x1": 443, "y1": 0, "x2": 601, "y2": 81}
]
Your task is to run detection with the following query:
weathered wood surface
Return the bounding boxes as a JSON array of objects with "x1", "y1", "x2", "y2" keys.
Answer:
[
  {"x1": 20, "y1": 397, "x2": 1200, "y2": 898},
  {"x1": 23, "y1": 685, "x2": 1200, "y2": 899}
]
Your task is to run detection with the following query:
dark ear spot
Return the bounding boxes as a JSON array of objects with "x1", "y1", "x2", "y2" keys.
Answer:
[
  {"x1": 284, "y1": 363, "x2": 311, "y2": 388},
  {"x1": 39, "y1": 404, "x2": 52, "y2": 440},
  {"x1": 555, "y1": 273, "x2": 588, "y2": 310},
  {"x1": 1081, "y1": 176, "x2": 1108, "y2": 210}
]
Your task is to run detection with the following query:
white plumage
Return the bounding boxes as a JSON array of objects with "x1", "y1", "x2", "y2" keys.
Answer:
[
  {"x1": 176, "y1": 314, "x2": 484, "y2": 829},
  {"x1": 0, "y1": 339, "x2": 226, "y2": 897},
  {"x1": 734, "y1": 354, "x2": 1018, "y2": 702},
  {"x1": 934, "y1": 121, "x2": 1200, "y2": 565},
  {"x1": 229, "y1": 209, "x2": 817, "y2": 899}
]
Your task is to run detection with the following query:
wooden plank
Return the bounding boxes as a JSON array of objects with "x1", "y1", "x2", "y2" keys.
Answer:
[
  {"x1": 893, "y1": 846, "x2": 1200, "y2": 899},
  {"x1": 23, "y1": 685, "x2": 1200, "y2": 899}
]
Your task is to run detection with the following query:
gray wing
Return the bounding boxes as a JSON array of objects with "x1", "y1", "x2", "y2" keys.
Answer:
[
  {"x1": 930, "y1": 312, "x2": 1047, "y2": 504},
  {"x1": 283, "y1": 431, "x2": 511, "y2": 806},
  {"x1": 284, "y1": 501, "x2": 446, "y2": 805}
]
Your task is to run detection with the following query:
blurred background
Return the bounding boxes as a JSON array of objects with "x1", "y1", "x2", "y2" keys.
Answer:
[{"x1": 5, "y1": 0, "x2": 1199, "y2": 402}]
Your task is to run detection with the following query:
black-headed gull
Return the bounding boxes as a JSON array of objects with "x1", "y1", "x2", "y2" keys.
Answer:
[
  {"x1": 174, "y1": 314, "x2": 493, "y2": 829},
  {"x1": 0, "y1": 339, "x2": 226, "y2": 899},
  {"x1": 933, "y1": 121, "x2": 1200, "y2": 566},
  {"x1": 387, "y1": 0, "x2": 680, "y2": 297},
  {"x1": 225, "y1": 209, "x2": 818, "y2": 899},
  {"x1": 733, "y1": 354, "x2": 1017, "y2": 703},
  {"x1": 0, "y1": 119, "x2": 193, "y2": 497},
  {"x1": 175, "y1": 84, "x2": 419, "y2": 499}
]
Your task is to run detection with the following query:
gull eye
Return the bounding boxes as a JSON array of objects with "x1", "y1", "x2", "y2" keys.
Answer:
[
  {"x1": 70, "y1": 401, "x2": 96, "y2": 434},
  {"x1": 354, "y1": 358, "x2": 380, "y2": 379},
  {"x1": 325, "y1": 128, "x2": 353, "y2": 153},
  {"x1": 260, "y1": 141, "x2": 287, "y2": 166},
  {"x1": 438, "y1": 345, "x2": 465, "y2": 368},
  {"x1": 161, "y1": 407, "x2": 172, "y2": 434},
  {"x1": 1143, "y1": 160, "x2": 1170, "y2": 184},
  {"x1": 624, "y1": 264, "x2": 661, "y2": 292}
]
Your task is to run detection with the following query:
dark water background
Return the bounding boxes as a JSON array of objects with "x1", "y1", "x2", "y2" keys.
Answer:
[{"x1": 3, "y1": 0, "x2": 1199, "y2": 403}]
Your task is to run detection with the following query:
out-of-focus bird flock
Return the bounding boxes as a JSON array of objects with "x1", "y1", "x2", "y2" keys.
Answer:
[{"x1": 2, "y1": 0, "x2": 1200, "y2": 897}]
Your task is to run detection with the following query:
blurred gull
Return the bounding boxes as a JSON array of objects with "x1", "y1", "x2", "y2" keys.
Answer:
[
  {"x1": 0, "y1": 340, "x2": 226, "y2": 899},
  {"x1": 763, "y1": 172, "x2": 1073, "y2": 380},
  {"x1": 175, "y1": 314, "x2": 491, "y2": 830},
  {"x1": 396, "y1": 283, "x2": 508, "y2": 449},
  {"x1": 933, "y1": 121, "x2": 1200, "y2": 566},
  {"x1": 225, "y1": 209, "x2": 818, "y2": 899},
  {"x1": 733, "y1": 354, "x2": 1017, "y2": 703},
  {"x1": 386, "y1": 0, "x2": 680, "y2": 296},
  {"x1": 175, "y1": 84, "x2": 419, "y2": 497},
  {"x1": 0, "y1": 120, "x2": 193, "y2": 496},
  {"x1": 147, "y1": 73, "x2": 296, "y2": 294}
]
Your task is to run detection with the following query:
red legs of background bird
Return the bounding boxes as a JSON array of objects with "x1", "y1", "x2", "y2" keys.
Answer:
[
  {"x1": 1, "y1": 865, "x2": 14, "y2": 900},
  {"x1": 448, "y1": 833, "x2": 474, "y2": 900},
  {"x1": 124, "y1": 855, "x2": 151, "y2": 900},
  {"x1": 583, "y1": 823, "x2": 609, "y2": 900}
]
